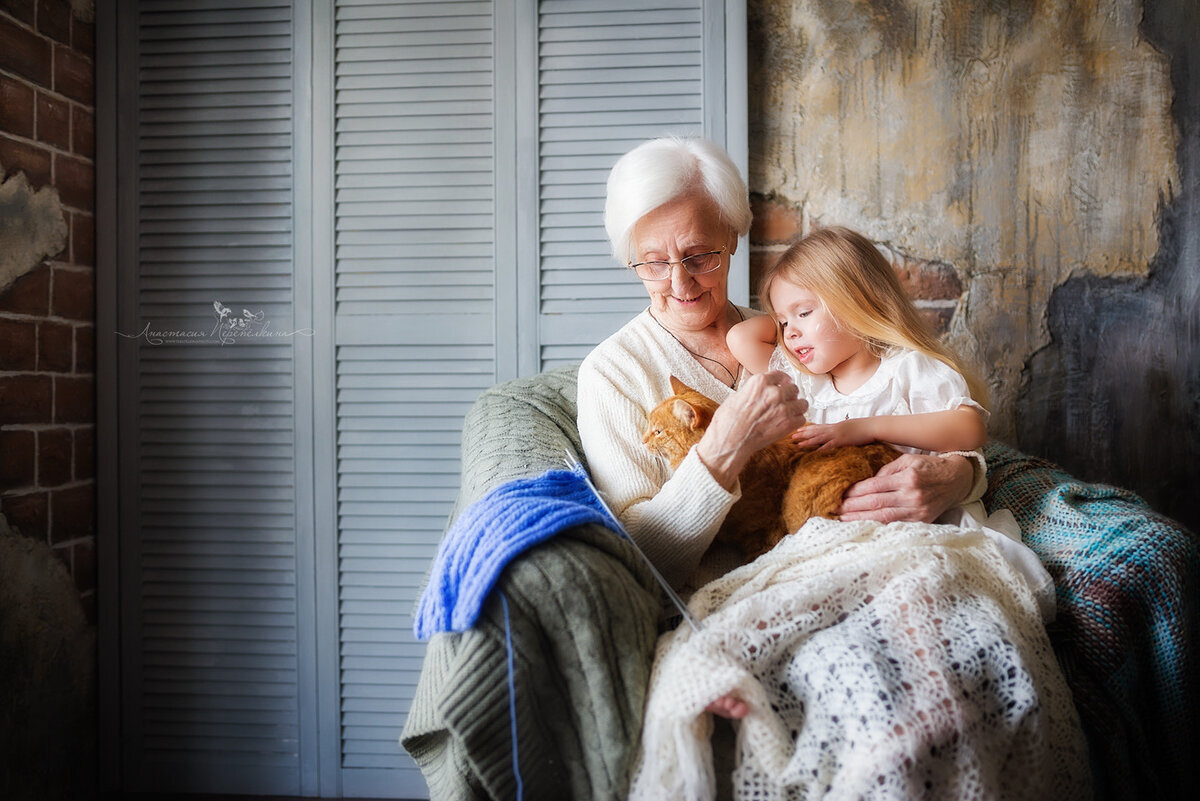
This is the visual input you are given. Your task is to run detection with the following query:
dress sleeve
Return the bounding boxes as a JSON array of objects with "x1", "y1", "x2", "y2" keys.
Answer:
[
  {"x1": 767, "y1": 343, "x2": 805, "y2": 385},
  {"x1": 895, "y1": 351, "x2": 989, "y2": 504},
  {"x1": 577, "y1": 355, "x2": 741, "y2": 589},
  {"x1": 898, "y1": 352, "x2": 989, "y2": 421}
]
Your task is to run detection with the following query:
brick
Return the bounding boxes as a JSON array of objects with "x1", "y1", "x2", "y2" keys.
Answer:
[
  {"x1": 894, "y1": 258, "x2": 963, "y2": 301},
  {"x1": 70, "y1": 15, "x2": 92, "y2": 58},
  {"x1": 53, "y1": 374, "x2": 92, "y2": 423},
  {"x1": 34, "y1": 89, "x2": 70, "y2": 149},
  {"x1": 919, "y1": 306, "x2": 956, "y2": 337},
  {"x1": 50, "y1": 481, "x2": 92, "y2": 541},
  {"x1": 72, "y1": 424, "x2": 92, "y2": 480},
  {"x1": 71, "y1": 103, "x2": 92, "y2": 159},
  {"x1": 0, "y1": 317, "x2": 37, "y2": 370},
  {"x1": 37, "y1": 318, "x2": 72, "y2": 372},
  {"x1": 71, "y1": 536, "x2": 94, "y2": 594},
  {"x1": 51, "y1": 265, "x2": 93, "y2": 320},
  {"x1": 36, "y1": 0, "x2": 71, "y2": 45},
  {"x1": 37, "y1": 426, "x2": 71, "y2": 485},
  {"x1": 53, "y1": 44, "x2": 91, "y2": 105},
  {"x1": 71, "y1": 210, "x2": 93, "y2": 265},
  {"x1": 0, "y1": 15, "x2": 51, "y2": 85},
  {"x1": 0, "y1": 262, "x2": 50, "y2": 315},
  {"x1": 0, "y1": 133, "x2": 52, "y2": 188},
  {"x1": 1, "y1": 0, "x2": 36, "y2": 27},
  {"x1": 53, "y1": 151, "x2": 91, "y2": 210},
  {"x1": 749, "y1": 247, "x2": 786, "y2": 296},
  {"x1": 0, "y1": 73, "x2": 35, "y2": 138},
  {"x1": 73, "y1": 323, "x2": 92, "y2": 372},
  {"x1": 0, "y1": 428, "x2": 35, "y2": 489},
  {"x1": 0, "y1": 374, "x2": 52, "y2": 423},
  {"x1": 750, "y1": 194, "x2": 803, "y2": 245},
  {"x1": 0, "y1": 489, "x2": 47, "y2": 537}
]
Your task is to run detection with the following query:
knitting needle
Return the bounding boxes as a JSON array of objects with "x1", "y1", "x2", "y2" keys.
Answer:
[{"x1": 564, "y1": 451, "x2": 704, "y2": 633}]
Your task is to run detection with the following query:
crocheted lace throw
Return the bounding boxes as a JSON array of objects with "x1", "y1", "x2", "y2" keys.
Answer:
[{"x1": 630, "y1": 518, "x2": 1090, "y2": 801}]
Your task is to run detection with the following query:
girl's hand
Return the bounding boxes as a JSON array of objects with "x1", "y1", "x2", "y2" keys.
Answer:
[{"x1": 792, "y1": 419, "x2": 874, "y2": 450}]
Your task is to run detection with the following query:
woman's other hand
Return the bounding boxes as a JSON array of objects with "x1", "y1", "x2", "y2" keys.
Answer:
[
  {"x1": 836, "y1": 453, "x2": 974, "y2": 523},
  {"x1": 694, "y1": 370, "x2": 808, "y2": 490}
]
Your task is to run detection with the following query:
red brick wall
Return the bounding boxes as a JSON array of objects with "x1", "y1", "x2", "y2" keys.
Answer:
[
  {"x1": 0, "y1": 0, "x2": 96, "y2": 621},
  {"x1": 749, "y1": 194, "x2": 963, "y2": 337}
]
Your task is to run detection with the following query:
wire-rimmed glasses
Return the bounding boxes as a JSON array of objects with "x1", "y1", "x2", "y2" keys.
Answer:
[{"x1": 628, "y1": 243, "x2": 728, "y2": 281}]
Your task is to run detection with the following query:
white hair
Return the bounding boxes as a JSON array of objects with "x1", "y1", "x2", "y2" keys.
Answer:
[{"x1": 604, "y1": 136, "x2": 752, "y2": 263}]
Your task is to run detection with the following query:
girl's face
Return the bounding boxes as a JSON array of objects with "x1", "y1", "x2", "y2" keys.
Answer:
[{"x1": 768, "y1": 280, "x2": 878, "y2": 390}]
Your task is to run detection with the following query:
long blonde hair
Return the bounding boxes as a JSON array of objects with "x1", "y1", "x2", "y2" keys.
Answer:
[{"x1": 760, "y1": 226, "x2": 988, "y2": 407}]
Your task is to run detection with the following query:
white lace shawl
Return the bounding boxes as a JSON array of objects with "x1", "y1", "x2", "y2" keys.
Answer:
[{"x1": 630, "y1": 518, "x2": 1090, "y2": 801}]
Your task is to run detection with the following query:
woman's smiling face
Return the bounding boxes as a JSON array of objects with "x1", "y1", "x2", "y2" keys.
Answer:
[{"x1": 630, "y1": 194, "x2": 732, "y2": 333}]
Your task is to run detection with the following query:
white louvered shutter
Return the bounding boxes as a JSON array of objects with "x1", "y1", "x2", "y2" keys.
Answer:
[
  {"x1": 109, "y1": 0, "x2": 743, "y2": 797},
  {"x1": 330, "y1": 1, "x2": 498, "y2": 796},
  {"x1": 537, "y1": 0, "x2": 738, "y2": 367},
  {"x1": 120, "y1": 1, "x2": 305, "y2": 794}
]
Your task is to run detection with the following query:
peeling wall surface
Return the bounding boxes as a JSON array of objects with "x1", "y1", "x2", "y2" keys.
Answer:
[
  {"x1": 749, "y1": 0, "x2": 1198, "y2": 530},
  {"x1": 0, "y1": 164, "x2": 67, "y2": 293}
]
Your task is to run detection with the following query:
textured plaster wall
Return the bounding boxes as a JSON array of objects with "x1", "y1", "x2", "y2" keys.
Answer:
[
  {"x1": 749, "y1": 0, "x2": 1196, "y2": 528},
  {"x1": 1017, "y1": 0, "x2": 1199, "y2": 530}
]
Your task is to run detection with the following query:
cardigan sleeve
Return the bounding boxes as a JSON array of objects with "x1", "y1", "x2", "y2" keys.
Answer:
[{"x1": 577, "y1": 344, "x2": 741, "y2": 589}]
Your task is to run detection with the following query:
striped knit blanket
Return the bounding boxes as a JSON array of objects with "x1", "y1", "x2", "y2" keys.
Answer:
[{"x1": 983, "y1": 442, "x2": 1199, "y2": 799}]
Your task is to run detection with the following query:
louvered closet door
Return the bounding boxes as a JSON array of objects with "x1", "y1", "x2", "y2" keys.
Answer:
[
  {"x1": 119, "y1": 1, "x2": 307, "y2": 794},
  {"x1": 537, "y1": 0, "x2": 735, "y2": 367},
  {"x1": 330, "y1": 1, "x2": 500, "y2": 796}
]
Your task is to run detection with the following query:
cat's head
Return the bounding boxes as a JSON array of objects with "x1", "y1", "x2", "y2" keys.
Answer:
[{"x1": 642, "y1": 376, "x2": 719, "y2": 469}]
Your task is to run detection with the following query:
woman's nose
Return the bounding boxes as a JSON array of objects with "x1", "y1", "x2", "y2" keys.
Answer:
[{"x1": 669, "y1": 261, "x2": 696, "y2": 292}]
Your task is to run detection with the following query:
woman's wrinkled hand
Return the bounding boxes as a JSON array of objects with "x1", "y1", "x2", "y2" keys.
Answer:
[
  {"x1": 694, "y1": 370, "x2": 808, "y2": 490},
  {"x1": 836, "y1": 453, "x2": 974, "y2": 523}
]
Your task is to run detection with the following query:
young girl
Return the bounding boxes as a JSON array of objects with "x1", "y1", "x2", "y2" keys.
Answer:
[{"x1": 727, "y1": 225, "x2": 1055, "y2": 621}]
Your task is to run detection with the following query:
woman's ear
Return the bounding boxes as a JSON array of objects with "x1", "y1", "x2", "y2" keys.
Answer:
[{"x1": 727, "y1": 231, "x2": 738, "y2": 257}]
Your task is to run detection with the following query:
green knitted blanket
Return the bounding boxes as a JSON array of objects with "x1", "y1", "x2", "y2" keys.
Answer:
[{"x1": 400, "y1": 367, "x2": 661, "y2": 800}]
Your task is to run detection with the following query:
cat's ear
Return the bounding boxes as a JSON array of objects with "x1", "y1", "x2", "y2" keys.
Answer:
[
  {"x1": 669, "y1": 375, "x2": 689, "y2": 395},
  {"x1": 671, "y1": 399, "x2": 700, "y2": 429}
]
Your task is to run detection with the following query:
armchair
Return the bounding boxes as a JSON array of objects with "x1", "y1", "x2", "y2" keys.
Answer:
[{"x1": 402, "y1": 366, "x2": 1199, "y2": 801}]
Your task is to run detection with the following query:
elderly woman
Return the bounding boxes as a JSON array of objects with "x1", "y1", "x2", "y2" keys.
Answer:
[{"x1": 578, "y1": 136, "x2": 981, "y2": 593}]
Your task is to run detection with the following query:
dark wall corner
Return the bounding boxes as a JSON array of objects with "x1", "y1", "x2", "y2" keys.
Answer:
[{"x1": 1016, "y1": 0, "x2": 1200, "y2": 533}]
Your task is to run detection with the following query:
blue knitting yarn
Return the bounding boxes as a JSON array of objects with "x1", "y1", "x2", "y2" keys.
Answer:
[
  {"x1": 501, "y1": 593, "x2": 524, "y2": 800},
  {"x1": 413, "y1": 467, "x2": 622, "y2": 640}
]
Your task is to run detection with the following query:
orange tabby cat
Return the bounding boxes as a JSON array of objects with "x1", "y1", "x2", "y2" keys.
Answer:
[{"x1": 642, "y1": 376, "x2": 901, "y2": 559}]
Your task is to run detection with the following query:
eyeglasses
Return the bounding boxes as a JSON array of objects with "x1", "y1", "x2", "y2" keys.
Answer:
[{"x1": 628, "y1": 243, "x2": 728, "y2": 281}]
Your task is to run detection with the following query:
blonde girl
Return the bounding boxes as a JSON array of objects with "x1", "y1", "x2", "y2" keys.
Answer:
[
  {"x1": 727, "y1": 225, "x2": 1055, "y2": 625},
  {"x1": 728, "y1": 225, "x2": 988, "y2": 455}
]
